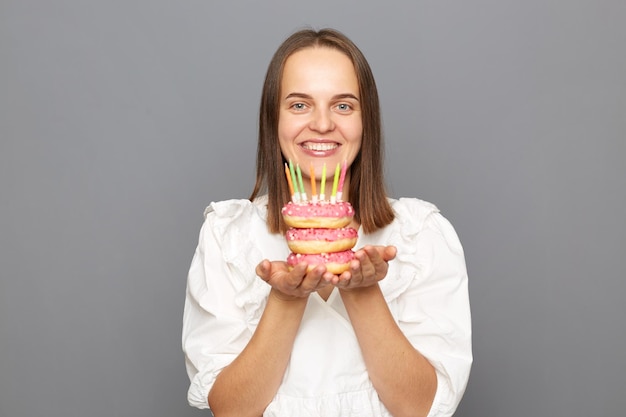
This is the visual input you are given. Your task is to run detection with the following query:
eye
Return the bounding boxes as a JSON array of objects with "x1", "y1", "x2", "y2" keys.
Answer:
[
  {"x1": 336, "y1": 103, "x2": 352, "y2": 112},
  {"x1": 291, "y1": 102, "x2": 307, "y2": 111}
]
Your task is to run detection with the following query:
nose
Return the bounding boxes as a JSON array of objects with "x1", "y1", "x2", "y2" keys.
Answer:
[{"x1": 309, "y1": 107, "x2": 335, "y2": 133}]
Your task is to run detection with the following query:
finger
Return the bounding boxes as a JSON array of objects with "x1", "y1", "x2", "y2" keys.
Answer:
[
  {"x1": 325, "y1": 267, "x2": 347, "y2": 286},
  {"x1": 383, "y1": 245, "x2": 397, "y2": 262},
  {"x1": 334, "y1": 261, "x2": 359, "y2": 287},
  {"x1": 335, "y1": 272, "x2": 352, "y2": 288},
  {"x1": 356, "y1": 247, "x2": 377, "y2": 278},
  {"x1": 255, "y1": 259, "x2": 271, "y2": 281},
  {"x1": 368, "y1": 247, "x2": 391, "y2": 278},
  {"x1": 365, "y1": 245, "x2": 395, "y2": 271},
  {"x1": 302, "y1": 264, "x2": 328, "y2": 291},
  {"x1": 363, "y1": 245, "x2": 385, "y2": 263},
  {"x1": 285, "y1": 262, "x2": 308, "y2": 288},
  {"x1": 322, "y1": 270, "x2": 336, "y2": 283}
]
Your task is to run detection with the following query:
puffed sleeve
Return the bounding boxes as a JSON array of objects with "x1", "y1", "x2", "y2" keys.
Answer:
[
  {"x1": 181, "y1": 201, "x2": 270, "y2": 409},
  {"x1": 390, "y1": 199, "x2": 472, "y2": 417}
]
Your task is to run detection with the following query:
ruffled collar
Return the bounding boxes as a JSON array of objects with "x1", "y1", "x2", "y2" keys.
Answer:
[{"x1": 204, "y1": 197, "x2": 440, "y2": 324}]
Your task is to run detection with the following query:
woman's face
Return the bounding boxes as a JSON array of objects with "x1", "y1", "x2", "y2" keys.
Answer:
[{"x1": 278, "y1": 47, "x2": 362, "y2": 187}]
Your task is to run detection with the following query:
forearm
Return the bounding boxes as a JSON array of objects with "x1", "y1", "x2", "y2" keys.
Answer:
[
  {"x1": 208, "y1": 290, "x2": 308, "y2": 417},
  {"x1": 340, "y1": 284, "x2": 437, "y2": 417}
]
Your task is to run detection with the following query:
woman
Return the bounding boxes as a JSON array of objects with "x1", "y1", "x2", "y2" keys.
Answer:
[{"x1": 183, "y1": 28, "x2": 472, "y2": 417}]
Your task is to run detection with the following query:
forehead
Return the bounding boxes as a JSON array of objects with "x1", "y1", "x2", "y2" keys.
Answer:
[{"x1": 281, "y1": 47, "x2": 358, "y2": 92}]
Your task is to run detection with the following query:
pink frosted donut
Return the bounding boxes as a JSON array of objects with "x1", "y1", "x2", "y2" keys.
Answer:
[
  {"x1": 287, "y1": 250, "x2": 355, "y2": 274},
  {"x1": 282, "y1": 201, "x2": 354, "y2": 229},
  {"x1": 286, "y1": 227, "x2": 357, "y2": 254}
]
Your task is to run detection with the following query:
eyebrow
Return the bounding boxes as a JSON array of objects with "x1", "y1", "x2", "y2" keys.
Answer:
[{"x1": 284, "y1": 92, "x2": 360, "y2": 101}]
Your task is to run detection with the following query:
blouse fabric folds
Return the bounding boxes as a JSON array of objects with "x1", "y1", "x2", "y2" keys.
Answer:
[{"x1": 182, "y1": 197, "x2": 472, "y2": 417}]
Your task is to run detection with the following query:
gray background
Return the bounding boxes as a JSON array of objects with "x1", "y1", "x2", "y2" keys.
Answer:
[{"x1": 1, "y1": 1, "x2": 625, "y2": 416}]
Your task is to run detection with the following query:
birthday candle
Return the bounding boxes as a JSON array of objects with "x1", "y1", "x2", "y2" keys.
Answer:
[
  {"x1": 336, "y1": 160, "x2": 347, "y2": 202},
  {"x1": 296, "y1": 164, "x2": 307, "y2": 202},
  {"x1": 319, "y1": 163, "x2": 326, "y2": 201},
  {"x1": 310, "y1": 163, "x2": 317, "y2": 203},
  {"x1": 285, "y1": 163, "x2": 296, "y2": 202},
  {"x1": 288, "y1": 160, "x2": 300, "y2": 203},
  {"x1": 330, "y1": 162, "x2": 340, "y2": 203}
]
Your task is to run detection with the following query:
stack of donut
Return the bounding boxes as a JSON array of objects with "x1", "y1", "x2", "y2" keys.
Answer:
[{"x1": 282, "y1": 201, "x2": 358, "y2": 274}]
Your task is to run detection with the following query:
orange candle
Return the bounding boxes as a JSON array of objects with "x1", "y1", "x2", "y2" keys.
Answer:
[{"x1": 285, "y1": 163, "x2": 295, "y2": 200}]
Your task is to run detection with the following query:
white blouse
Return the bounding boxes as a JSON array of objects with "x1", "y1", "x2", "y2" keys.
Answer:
[{"x1": 182, "y1": 197, "x2": 472, "y2": 417}]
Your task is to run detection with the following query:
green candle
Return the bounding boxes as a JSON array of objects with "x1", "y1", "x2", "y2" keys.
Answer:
[
  {"x1": 296, "y1": 164, "x2": 307, "y2": 201},
  {"x1": 289, "y1": 160, "x2": 299, "y2": 200}
]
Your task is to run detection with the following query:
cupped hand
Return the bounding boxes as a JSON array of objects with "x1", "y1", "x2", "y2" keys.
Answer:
[
  {"x1": 330, "y1": 245, "x2": 397, "y2": 290},
  {"x1": 255, "y1": 260, "x2": 331, "y2": 300}
]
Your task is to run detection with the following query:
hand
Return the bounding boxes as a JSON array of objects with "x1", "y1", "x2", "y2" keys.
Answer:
[
  {"x1": 329, "y1": 245, "x2": 397, "y2": 290},
  {"x1": 256, "y1": 260, "x2": 331, "y2": 300}
]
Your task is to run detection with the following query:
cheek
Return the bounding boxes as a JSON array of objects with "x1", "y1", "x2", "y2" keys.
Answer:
[
  {"x1": 278, "y1": 114, "x2": 303, "y2": 142},
  {"x1": 344, "y1": 122, "x2": 363, "y2": 161},
  {"x1": 277, "y1": 119, "x2": 292, "y2": 149},
  {"x1": 343, "y1": 119, "x2": 363, "y2": 143},
  {"x1": 277, "y1": 117, "x2": 303, "y2": 157}
]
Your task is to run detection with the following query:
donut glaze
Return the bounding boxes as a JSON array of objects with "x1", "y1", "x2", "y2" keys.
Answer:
[
  {"x1": 286, "y1": 227, "x2": 358, "y2": 254},
  {"x1": 282, "y1": 201, "x2": 355, "y2": 228},
  {"x1": 287, "y1": 250, "x2": 355, "y2": 274}
]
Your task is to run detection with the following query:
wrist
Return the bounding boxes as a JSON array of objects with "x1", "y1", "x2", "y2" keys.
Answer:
[
  {"x1": 269, "y1": 288, "x2": 310, "y2": 304},
  {"x1": 338, "y1": 282, "x2": 381, "y2": 299}
]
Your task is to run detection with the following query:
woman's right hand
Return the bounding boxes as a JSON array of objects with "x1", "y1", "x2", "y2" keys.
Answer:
[{"x1": 255, "y1": 260, "x2": 331, "y2": 300}]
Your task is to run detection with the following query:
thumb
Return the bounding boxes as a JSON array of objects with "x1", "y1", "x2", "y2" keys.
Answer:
[
  {"x1": 256, "y1": 259, "x2": 271, "y2": 280},
  {"x1": 383, "y1": 245, "x2": 397, "y2": 262}
]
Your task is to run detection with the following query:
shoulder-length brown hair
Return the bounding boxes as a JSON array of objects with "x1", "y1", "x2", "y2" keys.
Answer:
[{"x1": 249, "y1": 28, "x2": 395, "y2": 234}]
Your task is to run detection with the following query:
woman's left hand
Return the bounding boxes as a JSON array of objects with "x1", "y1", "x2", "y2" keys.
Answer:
[{"x1": 328, "y1": 245, "x2": 397, "y2": 290}]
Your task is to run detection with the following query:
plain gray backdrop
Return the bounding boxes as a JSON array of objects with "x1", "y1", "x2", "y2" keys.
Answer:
[{"x1": 1, "y1": 1, "x2": 625, "y2": 416}]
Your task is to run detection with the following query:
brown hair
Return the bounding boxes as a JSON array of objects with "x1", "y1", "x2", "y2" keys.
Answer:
[{"x1": 249, "y1": 28, "x2": 395, "y2": 234}]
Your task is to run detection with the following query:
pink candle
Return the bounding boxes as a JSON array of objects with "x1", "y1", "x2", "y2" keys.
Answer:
[{"x1": 337, "y1": 160, "x2": 347, "y2": 201}]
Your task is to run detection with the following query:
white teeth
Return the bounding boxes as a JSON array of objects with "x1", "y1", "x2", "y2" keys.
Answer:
[{"x1": 302, "y1": 142, "x2": 337, "y2": 151}]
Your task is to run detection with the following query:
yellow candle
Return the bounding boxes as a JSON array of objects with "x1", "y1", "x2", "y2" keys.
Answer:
[
  {"x1": 331, "y1": 162, "x2": 340, "y2": 202},
  {"x1": 320, "y1": 163, "x2": 327, "y2": 200},
  {"x1": 310, "y1": 163, "x2": 317, "y2": 201}
]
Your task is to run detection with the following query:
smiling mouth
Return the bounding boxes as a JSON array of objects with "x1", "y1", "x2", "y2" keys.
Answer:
[{"x1": 301, "y1": 142, "x2": 338, "y2": 151}]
